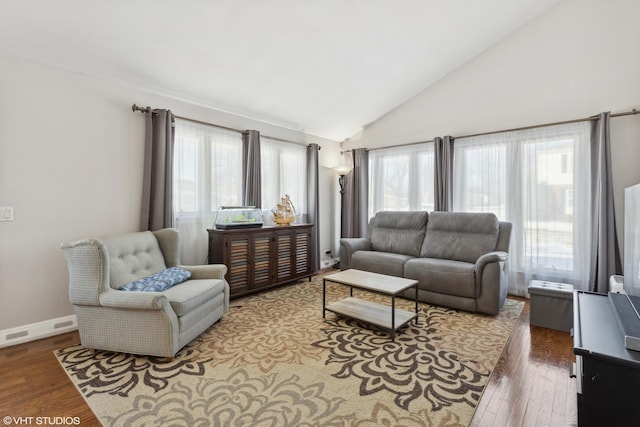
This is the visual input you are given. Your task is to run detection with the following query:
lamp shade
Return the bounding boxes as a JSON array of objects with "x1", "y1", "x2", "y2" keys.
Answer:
[{"x1": 332, "y1": 165, "x2": 353, "y2": 176}]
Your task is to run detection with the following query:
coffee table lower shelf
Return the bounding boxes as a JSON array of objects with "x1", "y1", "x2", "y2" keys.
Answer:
[{"x1": 325, "y1": 297, "x2": 417, "y2": 334}]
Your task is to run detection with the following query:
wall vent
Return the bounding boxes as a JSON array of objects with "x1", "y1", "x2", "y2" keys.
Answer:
[
  {"x1": 6, "y1": 330, "x2": 29, "y2": 341},
  {"x1": 0, "y1": 315, "x2": 77, "y2": 348}
]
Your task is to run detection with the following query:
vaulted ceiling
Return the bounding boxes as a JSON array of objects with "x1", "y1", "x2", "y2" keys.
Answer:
[{"x1": 0, "y1": 0, "x2": 560, "y2": 141}]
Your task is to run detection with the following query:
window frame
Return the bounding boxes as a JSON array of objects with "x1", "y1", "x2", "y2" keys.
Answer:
[
  {"x1": 260, "y1": 136, "x2": 308, "y2": 215},
  {"x1": 173, "y1": 118, "x2": 244, "y2": 219},
  {"x1": 368, "y1": 142, "x2": 435, "y2": 219}
]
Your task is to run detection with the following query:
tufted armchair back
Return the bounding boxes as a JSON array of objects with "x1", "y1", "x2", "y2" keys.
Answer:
[{"x1": 103, "y1": 231, "x2": 168, "y2": 289}]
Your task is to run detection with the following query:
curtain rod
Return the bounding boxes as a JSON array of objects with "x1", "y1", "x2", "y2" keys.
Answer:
[
  {"x1": 364, "y1": 107, "x2": 639, "y2": 152},
  {"x1": 457, "y1": 108, "x2": 638, "y2": 140},
  {"x1": 132, "y1": 104, "x2": 244, "y2": 134},
  {"x1": 131, "y1": 104, "x2": 311, "y2": 148}
]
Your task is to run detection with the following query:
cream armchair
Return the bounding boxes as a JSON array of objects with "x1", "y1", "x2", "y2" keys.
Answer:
[{"x1": 61, "y1": 228, "x2": 229, "y2": 357}]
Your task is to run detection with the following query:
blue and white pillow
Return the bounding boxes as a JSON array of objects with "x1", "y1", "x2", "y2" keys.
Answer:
[{"x1": 118, "y1": 267, "x2": 192, "y2": 292}]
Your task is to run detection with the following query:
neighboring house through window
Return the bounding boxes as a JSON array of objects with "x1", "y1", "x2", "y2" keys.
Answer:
[{"x1": 452, "y1": 122, "x2": 591, "y2": 294}]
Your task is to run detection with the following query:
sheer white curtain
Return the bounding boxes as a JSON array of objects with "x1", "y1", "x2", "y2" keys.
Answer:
[
  {"x1": 173, "y1": 119, "x2": 243, "y2": 264},
  {"x1": 261, "y1": 137, "x2": 307, "y2": 222},
  {"x1": 453, "y1": 122, "x2": 592, "y2": 295},
  {"x1": 368, "y1": 143, "x2": 435, "y2": 219}
]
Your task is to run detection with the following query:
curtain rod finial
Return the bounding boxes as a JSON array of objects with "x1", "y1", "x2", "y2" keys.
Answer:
[{"x1": 132, "y1": 104, "x2": 151, "y2": 113}]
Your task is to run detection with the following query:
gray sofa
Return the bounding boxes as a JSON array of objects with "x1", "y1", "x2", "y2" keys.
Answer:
[
  {"x1": 61, "y1": 228, "x2": 229, "y2": 357},
  {"x1": 340, "y1": 211, "x2": 512, "y2": 315}
]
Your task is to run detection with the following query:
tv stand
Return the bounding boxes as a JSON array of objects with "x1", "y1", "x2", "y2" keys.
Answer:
[{"x1": 573, "y1": 291, "x2": 640, "y2": 426}]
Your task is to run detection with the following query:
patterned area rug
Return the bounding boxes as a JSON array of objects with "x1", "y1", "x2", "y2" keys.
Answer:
[{"x1": 55, "y1": 275, "x2": 523, "y2": 426}]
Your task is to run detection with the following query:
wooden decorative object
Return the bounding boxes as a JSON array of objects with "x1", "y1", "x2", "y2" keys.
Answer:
[{"x1": 272, "y1": 194, "x2": 296, "y2": 226}]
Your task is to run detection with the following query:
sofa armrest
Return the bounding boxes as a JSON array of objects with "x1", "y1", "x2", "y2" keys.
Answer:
[
  {"x1": 180, "y1": 264, "x2": 228, "y2": 280},
  {"x1": 341, "y1": 238, "x2": 372, "y2": 252},
  {"x1": 339, "y1": 238, "x2": 372, "y2": 270},
  {"x1": 475, "y1": 251, "x2": 508, "y2": 270},
  {"x1": 99, "y1": 289, "x2": 168, "y2": 310},
  {"x1": 474, "y1": 251, "x2": 509, "y2": 315}
]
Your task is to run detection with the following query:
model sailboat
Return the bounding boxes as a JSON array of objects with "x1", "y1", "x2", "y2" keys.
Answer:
[{"x1": 272, "y1": 195, "x2": 296, "y2": 225}]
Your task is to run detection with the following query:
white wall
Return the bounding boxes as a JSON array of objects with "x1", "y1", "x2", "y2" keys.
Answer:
[
  {"x1": 345, "y1": 0, "x2": 640, "y2": 148},
  {"x1": 0, "y1": 55, "x2": 341, "y2": 333},
  {"x1": 343, "y1": 0, "x2": 640, "y2": 250}
]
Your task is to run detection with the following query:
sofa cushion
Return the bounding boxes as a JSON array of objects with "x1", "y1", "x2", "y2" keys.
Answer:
[
  {"x1": 118, "y1": 267, "x2": 192, "y2": 292},
  {"x1": 369, "y1": 211, "x2": 428, "y2": 257},
  {"x1": 421, "y1": 212, "x2": 499, "y2": 263},
  {"x1": 405, "y1": 258, "x2": 477, "y2": 299},
  {"x1": 351, "y1": 251, "x2": 413, "y2": 278},
  {"x1": 163, "y1": 279, "x2": 227, "y2": 316}
]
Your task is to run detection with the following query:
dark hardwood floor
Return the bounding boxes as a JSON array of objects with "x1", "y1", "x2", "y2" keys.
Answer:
[
  {"x1": 0, "y1": 332, "x2": 99, "y2": 426},
  {"x1": 0, "y1": 297, "x2": 576, "y2": 426},
  {"x1": 470, "y1": 297, "x2": 577, "y2": 427}
]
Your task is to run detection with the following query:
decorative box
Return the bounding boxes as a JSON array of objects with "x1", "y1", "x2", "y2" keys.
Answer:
[
  {"x1": 214, "y1": 206, "x2": 263, "y2": 229},
  {"x1": 528, "y1": 280, "x2": 574, "y2": 332}
]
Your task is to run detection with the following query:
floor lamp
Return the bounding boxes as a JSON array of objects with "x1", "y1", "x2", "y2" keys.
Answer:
[{"x1": 332, "y1": 165, "x2": 353, "y2": 238}]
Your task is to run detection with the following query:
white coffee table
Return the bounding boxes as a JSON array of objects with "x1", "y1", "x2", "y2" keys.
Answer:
[{"x1": 322, "y1": 269, "x2": 419, "y2": 340}]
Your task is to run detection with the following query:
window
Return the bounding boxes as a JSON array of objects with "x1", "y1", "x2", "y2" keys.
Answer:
[
  {"x1": 260, "y1": 137, "x2": 307, "y2": 214},
  {"x1": 173, "y1": 119, "x2": 243, "y2": 263},
  {"x1": 174, "y1": 119, "x2": 243, "y2": 215},
  {"x1": 368, "y1": 143, "x2": 435, "y2": 218},
  {"x1": 453, "y1": 122, "x2": 591, "y2": 294}
]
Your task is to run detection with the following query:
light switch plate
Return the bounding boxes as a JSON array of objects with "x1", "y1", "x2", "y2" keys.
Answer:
[{"x1": 0, "y1": 206, "x2": 14, "y2": 221}]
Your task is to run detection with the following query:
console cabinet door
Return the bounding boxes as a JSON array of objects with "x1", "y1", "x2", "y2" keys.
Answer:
[
  {"x1": 223, "y1": 233, "x2": 251, "y2": 295},
  {"x1": 274, "y1": 229, "x2": 294, "y2": 282},
  {"x1": 252, "y1": 231, "x2": 273, "y2": 289},
  {"x1": 294, "y1": 228, "x2": 312, "y2": 277},
  {"x1": 209, "y1": 231, "x2": 273, "y2": 295}
]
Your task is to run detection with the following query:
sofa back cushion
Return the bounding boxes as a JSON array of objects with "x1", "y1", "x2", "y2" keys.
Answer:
[
  {"x1": 368, "y1": 211, "x2": 428, "y2": 257},
  {"x1": 103, "y1": 231, "x2": 168, "y2": 289},
  {"x1": 421, "y1": 212, "x2": 499, "y2": 263}
]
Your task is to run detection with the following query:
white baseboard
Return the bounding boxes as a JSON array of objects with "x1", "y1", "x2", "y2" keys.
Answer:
[{"x1": 0, "y1": 314, "x2": 78, "y2": 348}]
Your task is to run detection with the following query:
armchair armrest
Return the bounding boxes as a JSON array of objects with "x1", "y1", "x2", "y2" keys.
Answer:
[
  {"x1": 99, "y1": 289, "x2": 168, "y2": 310},
  {"x1": 180, "y1": 264, "x2": 228, "y2": 280},
  {"x1": 61, "y1": 238, "x2": 110, "y2": 306}
]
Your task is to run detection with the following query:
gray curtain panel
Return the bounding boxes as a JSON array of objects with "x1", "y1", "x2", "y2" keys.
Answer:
[
  {"x1": 434, "y1": 136, "x2": 454, "y2": 211},
  {"x1": 140, "y1": 109, "x2": 175, "y2": 231},
  {"x1": 242, "y1": 130, "x2": 262, "y2": 207},
  {"x1": 306, "y1": 143, "x2": 321, "y2": 272},
  {"x1": 590, "y1": 112, "x2": 622, "y2": 292},
  {"x1": 342, "y1": 148, "x2": 369, "y2": 238}
]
